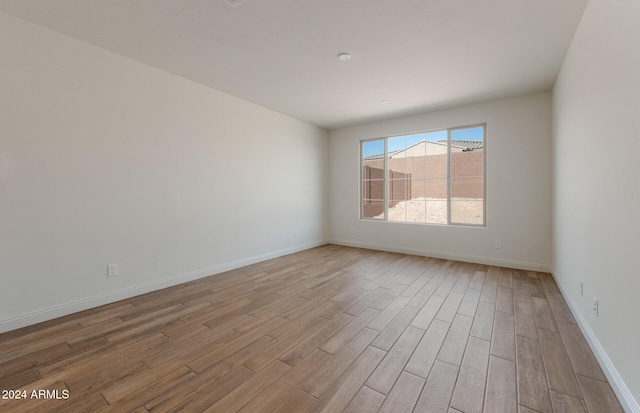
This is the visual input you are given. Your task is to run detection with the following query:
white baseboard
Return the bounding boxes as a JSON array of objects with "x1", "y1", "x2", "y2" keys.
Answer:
[
  {"x1": 0, "y1": 240, "x2": 327, "y2": 334},
  {"x1": 329, "y1": 238, "x2": 551, "y2": 272},
  {"x1": 552, "y1": 271, "x2": 639, "y2": 413}
]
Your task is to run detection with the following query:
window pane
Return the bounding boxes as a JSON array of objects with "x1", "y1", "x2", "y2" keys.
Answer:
[
  {"x1": 451, "y1": 151, "x2": 483, "y2": 178},
  {"x1": 387, "y1": 201, "x2": 406, "y2": 222},
  {"x1": 403, "y1": 132, "x2": 426, "y2": 179},
  {"x1": 362, "y1": 139, "x2": 385, "y2": 219},
  {"x1": 362, "y1": 179, "x2": 384, "y2": 202},
  {"x1": 426, "y1": 200, "x2": 448, "y2": 224},
  {"x1": 362, "y1": 140, "x2": 384, "y2": 159},
  {"x1": 450, "y1": 126, "x2": 484, "y2": 225},
  {"x1": 362, "y1": 199, "x2": 384, "y2": 219},
  {"x1": 409, "y1": 178, "x2": 426, "y2": 199},
  {"x1": 426, "y1": 130, "x2": 448, "y2": 156},
  {"x1": 388, "y1": 177, "x2": 408, "y2": 222},
  {"x1": 426, "y1": 177, "x2": 447, "y2": 199},
  {"x1": 406, "y1": 132, "x2": 425, "y2": 148},
  {"x1": 408, "y1": 155, "x2": 427, "y2": 179},
  {"x1": 451, "y1": 176, "x2": 483, "y2": 199},
  {"x1": 451, "y1": 199, "x2": 483, "y2": 225},
  {"x1": 388, "y1": 135, "x2": 407, "y2": 154},
  {"x1": 362, "y1": 163, "x2": 384, "y2": 179},
  {"x1": 406, "y1": 199, "x2": 426, "y2": 223},
  {"x1": 388, "y1": 178, "x2": 409, "y2": 202},
  {"x1": 387, "y1": 135, "x2": 407, "y2": 223},
  {"x1": 362, "y1": 200, "x2": 384, "y2": 219}
]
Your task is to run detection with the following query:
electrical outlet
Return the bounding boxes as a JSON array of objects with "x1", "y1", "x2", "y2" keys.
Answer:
[
  {"x1": 495, "y1": 240, "x2": 502, "y2": 249},
  {"x1": 593, "y1": 297, "x2": 599, "y2": 317},
  {"x1": 107, "y1": 264, "x2": 118, "y2": 277},
  {"x1": 294, "y1": 231, "x2": 298, "y2": 239},
  {"x1": 350, "y1": 227, "x2": 355, "y2": 234},
  {"x1": 580, "y1": 281, "x2": 583, "y2": 297}
]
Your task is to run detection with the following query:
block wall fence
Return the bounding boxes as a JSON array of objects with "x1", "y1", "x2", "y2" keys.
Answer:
[{"x1": 362, "y1": 151, "x2": 483, "y2": 217}]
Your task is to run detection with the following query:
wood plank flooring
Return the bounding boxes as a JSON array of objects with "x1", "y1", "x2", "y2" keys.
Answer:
[{"x1": 0, "y1": 245, "x2": 625, "y2": 413}]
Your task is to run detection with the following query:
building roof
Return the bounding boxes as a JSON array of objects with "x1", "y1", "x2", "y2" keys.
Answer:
[
  {"x1": 364, "y1": 139, "x2": 482, "y2": 160},
  {"x1": 440, "y1": 140, "x2": 484, "y2": 151}
]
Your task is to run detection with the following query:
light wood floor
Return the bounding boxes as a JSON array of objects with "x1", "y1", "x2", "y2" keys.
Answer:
[{"x1": 0, "y1": 245, "x2": 625, "y2": 413}]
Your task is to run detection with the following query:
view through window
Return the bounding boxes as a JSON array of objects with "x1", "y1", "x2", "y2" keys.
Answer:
[{"x1": 361, "y1": 125, "x2": 485, "y2": 225}]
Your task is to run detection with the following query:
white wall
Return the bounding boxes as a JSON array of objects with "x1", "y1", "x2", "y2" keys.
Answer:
[
  {"x1": 0, "y1": 12, "x2": 329, "y2": 333},
  {"x1": 329, "y1": 92, "x2": 552, "y2": 271},
  {"x1": 552, "y1": 0, "x2": 640, "y2": 409}
]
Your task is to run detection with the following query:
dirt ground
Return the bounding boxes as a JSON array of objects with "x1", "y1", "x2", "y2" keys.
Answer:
[{"x1": 375, "y1": 197, "x2": 483, "y2": 225}]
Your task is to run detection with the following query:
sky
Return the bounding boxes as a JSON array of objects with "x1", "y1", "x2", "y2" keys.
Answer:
[{"x1": 362, "y1": 126, "x2": 483, "y2": 158}]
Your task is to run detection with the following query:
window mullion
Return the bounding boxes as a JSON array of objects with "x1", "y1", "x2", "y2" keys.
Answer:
[
  {"x1": 447, "y1": 128, "x2": 452, "y2": 225},
  {"x1": 384, "y1": 138, "x2": 389, "y2": 221}
]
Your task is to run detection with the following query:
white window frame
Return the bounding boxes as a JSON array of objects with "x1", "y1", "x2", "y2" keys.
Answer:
[{"x1": 360, "y1": 124, "x2": 486, "y2": 227}]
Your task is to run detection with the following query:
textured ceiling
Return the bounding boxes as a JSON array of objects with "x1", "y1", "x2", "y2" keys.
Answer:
[{"x1": 0, "y1": 0, "x2": 587, "y2": 129}]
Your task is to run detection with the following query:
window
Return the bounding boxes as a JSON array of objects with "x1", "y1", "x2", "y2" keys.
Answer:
[{"x1": 361, "y1": 124, "x2": 485, "y2": 226}]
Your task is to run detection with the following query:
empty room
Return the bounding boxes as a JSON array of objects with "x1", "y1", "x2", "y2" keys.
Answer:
[{"x1": 1, "y1": 0, "x2": 638, "y2": 412}]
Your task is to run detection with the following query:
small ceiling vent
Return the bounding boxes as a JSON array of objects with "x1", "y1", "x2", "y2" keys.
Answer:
[{"x1": 224, "y1": 0, "x2": 243, "y2": 6}]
